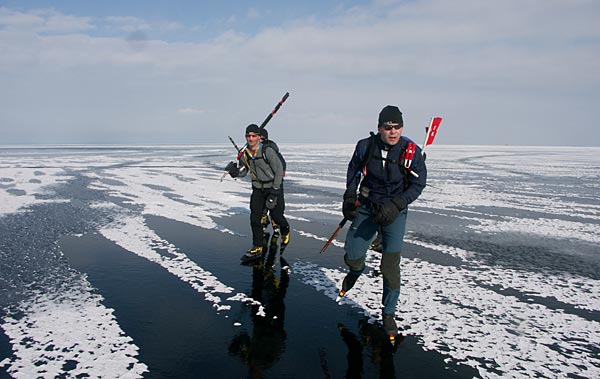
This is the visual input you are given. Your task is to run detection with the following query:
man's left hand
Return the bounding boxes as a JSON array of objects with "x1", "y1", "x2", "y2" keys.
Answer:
[
  {"x1": 373, "y1": 197, "x2": 407, "y2": 226},
  {"x1": 266, "y1": 188, "x2": 280, "y2": 210}
]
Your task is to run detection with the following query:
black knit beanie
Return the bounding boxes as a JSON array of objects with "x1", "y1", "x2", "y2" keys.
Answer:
[
  {"x1": 378, "y1": 105, "x2": 403, "y2": 126},
  {"x1": 245, "y1": 124, "x2": 260, "y2": 134}
]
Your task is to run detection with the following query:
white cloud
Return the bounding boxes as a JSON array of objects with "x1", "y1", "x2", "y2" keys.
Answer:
[
  {"x1": 0, "y1": 7, "x2": 94, "y2": 33},
  {"x1": 2, "y1": 2, "x2": 598, "y2": 85},
  {"x1": 35, "y1": 8, "x2": 95, "y2": 33},
  {"x1": 0, "y1": 1, "x2": 599, "y2": 145},
  {"x1": 0, "y1": 6, "x2": 44, "y2": 28},
  {"x1": 105, "y1": 15, "x2": 151, "y2": 32},
  {"x1": 104, "y1": 16, "x2": 183, "y2": 35}
]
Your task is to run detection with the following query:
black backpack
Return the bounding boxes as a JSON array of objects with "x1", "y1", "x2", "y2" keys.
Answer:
[
  {"x1": 359, "y1": 132, "x2": 415, "y2": 189},
  {"x1": 262, "y1": 140, "x2": 287, "y2": 174}
]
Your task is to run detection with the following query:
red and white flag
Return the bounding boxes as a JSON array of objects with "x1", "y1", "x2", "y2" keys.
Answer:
[{"x1": 423, "y1": 117, "x2": 442, "y2": 149}]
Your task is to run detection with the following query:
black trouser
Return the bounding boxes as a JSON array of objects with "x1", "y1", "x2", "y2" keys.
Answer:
[{"x1": 250, "y1": 187, "x2": 289, "y2": 246}]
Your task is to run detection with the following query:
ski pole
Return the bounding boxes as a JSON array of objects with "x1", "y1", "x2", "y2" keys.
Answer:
[
  {"x1": 228, "y1": 135, "x2": 242, "y2": 153},
  {"x1": 220, "y1": 136, "x2": 243, "y2": 181},
  {"x1": 320, "y1": 188, "x2": 368, "y2": 254},
  {"x1": 236, "y1": 92, "x2": 290, "y2": 160},
  {"x1": 320, "y1": 218, "x2": 350, "y2": 254}
]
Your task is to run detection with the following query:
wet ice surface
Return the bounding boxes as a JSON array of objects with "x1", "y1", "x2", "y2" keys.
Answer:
[{"x1": 0, "y1": 144, "x2": 599, "y2": 378}]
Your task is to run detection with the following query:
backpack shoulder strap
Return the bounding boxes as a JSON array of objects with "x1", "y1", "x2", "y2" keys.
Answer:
[
  {"x1": 360, "y1": 132, "x2": 377, "y2": 175},
  {"x1": 256, "y1": 142, "x2": 269, "y2": 164},
  {"x1": 265, "y1": 139, "x2": 280, "y2": 152},
  {"x1": 262, "y1": 143, "x2": 278, "y2": 165}
]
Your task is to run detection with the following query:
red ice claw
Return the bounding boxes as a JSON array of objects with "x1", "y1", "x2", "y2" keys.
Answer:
[{"x1": 401, "y1": 141, "x2": 418, "y2": 178}]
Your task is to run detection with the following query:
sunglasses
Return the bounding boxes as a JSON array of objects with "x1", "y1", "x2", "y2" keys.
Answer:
[{"x1": 380, "y1": 123, "x2": 403, "y2": 131}]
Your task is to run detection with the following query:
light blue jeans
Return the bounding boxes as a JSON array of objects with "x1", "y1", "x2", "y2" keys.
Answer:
[{"x1": 344, "y1": 203, "x2": 407, "y2": 315}]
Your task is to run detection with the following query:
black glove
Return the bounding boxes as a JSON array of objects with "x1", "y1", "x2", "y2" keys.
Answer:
[
  {"x1": 265, "y1": 188, "x2": 280, "y2": 210},
  {"x1": 373, "y1": 196, "x2": 407, "y2": 226},
  {"x1": 225, "y1": 161, "x2": 239, "y2": 178},
  {"x1": 342, "y1": 189, "x2": 359, "y2": 220}
]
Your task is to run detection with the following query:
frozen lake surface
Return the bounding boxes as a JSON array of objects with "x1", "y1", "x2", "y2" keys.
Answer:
[{"x1": 0, "y1": 144, "x2": 599, "y2": 378}]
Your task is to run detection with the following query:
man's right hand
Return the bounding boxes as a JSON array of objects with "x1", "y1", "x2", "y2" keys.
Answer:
[
  {"x1": 342, "y1": 189, "x2": 359, "y2": 220},
  {"x1": 225, "y1": 161, "x2": 239, "y2": 177}
]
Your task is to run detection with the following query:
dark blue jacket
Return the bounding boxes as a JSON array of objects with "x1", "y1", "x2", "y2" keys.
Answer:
[{"x1": 346, "y1": 134, "x2": 427, "y2": 205}]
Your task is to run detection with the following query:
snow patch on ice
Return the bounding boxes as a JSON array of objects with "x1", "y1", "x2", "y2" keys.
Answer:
[
  {"x1": 0, "y1": 167, "x2": 72, "y2": 216},
  {"x1": 468, "y1": 217, "x2": 600, "y2": 244},
  {"x1": 406, "y1": 237, "x2": 600, "y2": 311},
  {"x1": 86, "y1": 166, "x2": 250, "y2": 230},
  {"x1": 0, "y1": 278, "x2": 147, "y2": 378},
  {"x1": 293, "y1": 244, "x2": 600, "y2": 379}
]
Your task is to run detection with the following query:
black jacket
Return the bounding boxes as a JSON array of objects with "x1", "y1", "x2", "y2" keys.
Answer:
[{"x1": 346, "y1": 134, "x2": 427, "y2": 205}]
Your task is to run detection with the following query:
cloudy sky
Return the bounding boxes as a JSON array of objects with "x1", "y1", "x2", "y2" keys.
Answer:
[{"x1": 1, "y1": 0, "x2": 598, "y2": 146}]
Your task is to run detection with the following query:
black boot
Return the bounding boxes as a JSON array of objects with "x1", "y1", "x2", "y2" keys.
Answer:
[
  {"x1": 336, "y1": 272, "x2": 360, "y2": 301},
  {"x1": 342, "y1": 272, "x2": 359, "y2": 293}
]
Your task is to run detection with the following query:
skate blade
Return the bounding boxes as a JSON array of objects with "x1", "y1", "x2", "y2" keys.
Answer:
[
  {"x1": 389, "y1": 334, "x2": 396, "y2": 344},
  {"x1": 335, "y1": 290, "x2": 346, "y2": 303}
]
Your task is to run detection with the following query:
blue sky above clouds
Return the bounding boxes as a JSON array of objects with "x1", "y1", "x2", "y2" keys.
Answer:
[{"x1": 1, "y1": 0, "x2": 599, "y2": 145}]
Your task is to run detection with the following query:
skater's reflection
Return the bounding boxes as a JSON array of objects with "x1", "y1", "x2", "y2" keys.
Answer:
[
  {"x1": 229, "y1": 244, "x2": 290, "y2": 377},
  {"x1": 338, "y1": 319, "x2": 402, "y2": 379}
]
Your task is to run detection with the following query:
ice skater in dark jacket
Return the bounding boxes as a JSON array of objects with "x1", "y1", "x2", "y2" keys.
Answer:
[{"x1": 338, "y1": 105, "x2": 427, "y2": 341}]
